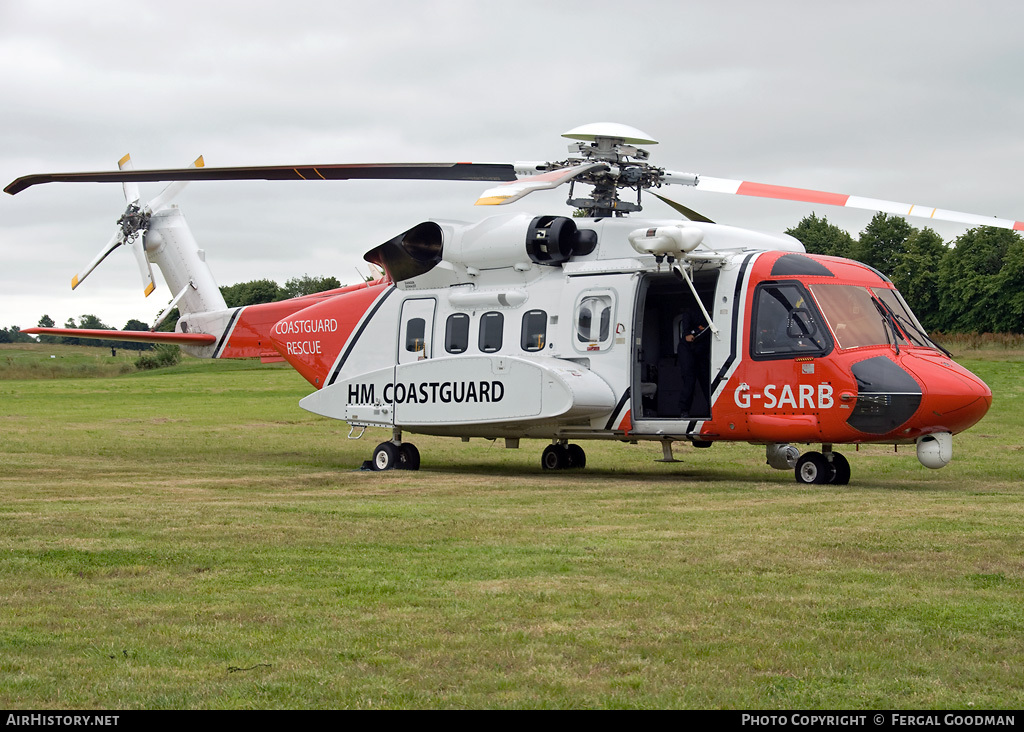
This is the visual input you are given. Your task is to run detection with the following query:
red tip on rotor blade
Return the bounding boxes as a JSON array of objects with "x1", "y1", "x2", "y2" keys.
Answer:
[{"x1": 737, "y1": 181, "x2": 850, "y2": 207}]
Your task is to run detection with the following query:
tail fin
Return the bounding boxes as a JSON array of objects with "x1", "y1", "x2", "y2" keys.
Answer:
[{"x1": 144, "y1": 206, "x2": 227, "y2": 318}]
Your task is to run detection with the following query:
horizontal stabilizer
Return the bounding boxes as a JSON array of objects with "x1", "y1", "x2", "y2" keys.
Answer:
[{"x1": 21, "y1": 327, "x2": 217, "y2": 345}]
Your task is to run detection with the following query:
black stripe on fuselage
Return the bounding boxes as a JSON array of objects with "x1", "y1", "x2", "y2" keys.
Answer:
[
  {"x1": 709, "y1": 252, "x2": 756, "y2": 395},
  {"x1": 604, "y1": 387, "x2": 632, "y2": 431},
  {"x1": 213, "y1": 307, "x2": 243, "y2": 358},
  {"x1": 327, "y1": 286, "x2": 396, "y2": 386}
]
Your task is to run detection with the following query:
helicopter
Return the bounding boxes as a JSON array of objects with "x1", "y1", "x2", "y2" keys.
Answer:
[{"x1": 7, "y1": 123, "x2": 1006, "y2": 484}]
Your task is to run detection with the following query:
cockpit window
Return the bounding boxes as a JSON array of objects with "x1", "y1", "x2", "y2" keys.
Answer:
[
  {"x1": 809, "y1": 284, "x2": 943, "y2": 351},
  {"x1": 751, "y1": 283, "x2": 830, "y2": 359},
  {"x1": 809, "y1": 284, "x2": 902, "y2": 350}
]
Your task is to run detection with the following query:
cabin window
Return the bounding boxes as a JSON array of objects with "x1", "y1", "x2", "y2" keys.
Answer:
[
  {"x1": 575, "y1": 294, "x2": 614, "y2": 351},
  {"x1": 405, "y1": 317, "x2": 426, "y2": 353},
  {"x1": 751, "y1": 283, "x2": 830, "y2": 359},
  {"x1": 479, "y1": 311, "x2": 504, "y2": 353},
  {"x1": 445, "y1": 313, "x2": 470, "y2": 354},
  {"x1": 521, "y1": 310, "x2": 547, "y2": 352}
]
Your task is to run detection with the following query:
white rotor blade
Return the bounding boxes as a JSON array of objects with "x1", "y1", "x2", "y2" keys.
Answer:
[
  {"x1": 129, "y1": 237, "x2": 156, "y2": 297},
  {"x1": 685, "y1": 175, "x2": 1024, "y2": 232},
  {"x1": 475, "y1": 163, "x2": 606, "y2": 206},
  {"x1": 72, "y1": 229, "x2": 124, "y2": 290},
  {"x1": 118, "y1": 154, "x2": 140, "y2": 204},
  {"x1": 146, "y1": 155, "x2": 204, "y2": 214}
]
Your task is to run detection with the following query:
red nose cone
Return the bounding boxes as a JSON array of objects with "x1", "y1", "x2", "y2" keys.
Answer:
[{"x1": 904, "y1": 353, "x2": 992, "y2": 435}]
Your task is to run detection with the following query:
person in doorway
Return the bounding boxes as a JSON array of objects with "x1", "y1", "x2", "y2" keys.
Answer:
[{"x1": 677, "y1": 309, "x2": 710, "y2": 416}]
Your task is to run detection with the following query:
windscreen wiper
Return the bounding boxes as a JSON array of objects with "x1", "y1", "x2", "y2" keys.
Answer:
[
  {"x1": 871, "y1": 297, "x2": 901, "y2": 356},
  {"x1": 887, "y1": 309, "x2": 952, "y2": 357}
]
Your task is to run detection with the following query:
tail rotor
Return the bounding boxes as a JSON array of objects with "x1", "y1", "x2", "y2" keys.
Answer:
[{"x1": 71, "y1": 154, "x2": 204, "y2": 297}]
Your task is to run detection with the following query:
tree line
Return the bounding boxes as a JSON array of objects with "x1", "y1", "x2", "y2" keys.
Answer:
[
  {"x1": 158, "y1": 273, "x2": 343, "y2": 331},
  {"x1": 786, "y1": 213, "x2": 1024, "y2": 334},
  {"x1": 218, "y1": 274, "x2": 341, "y2": 308}
]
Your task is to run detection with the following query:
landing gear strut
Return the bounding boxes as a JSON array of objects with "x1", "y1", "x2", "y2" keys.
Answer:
[
  {"x1": 795, "y1": 446, "x2": 850, "y2": 485},
  {"x1": 541, "y1": 442, "x2": 586, "y2": 470}
]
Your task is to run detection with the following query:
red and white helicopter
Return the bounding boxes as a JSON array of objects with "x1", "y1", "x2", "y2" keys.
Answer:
[{"x1": 7, "y1": 123, "x2": 1006, "y2": 484}]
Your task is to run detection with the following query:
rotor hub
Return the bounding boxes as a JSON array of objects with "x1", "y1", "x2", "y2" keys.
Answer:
[
  {"x1": 558, "y1": 123, "x2": 665, "y2": 216},
  {"x1": 117, "y1": 203, "x2": 150, "y2": 244}
]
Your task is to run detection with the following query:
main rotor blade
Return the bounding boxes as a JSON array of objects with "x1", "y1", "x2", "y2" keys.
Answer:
[
  {"x1": 650, "y1": 192, "x2": 715, "y2": 224},
  {"x1": 692, "y1": 175, "x2": 1024, "y2": 232},
  {"x1": 5, "y1": 162, "x2": 517, "y2": 195},
  {"x1": 475, "y1": 163, "x2": 607, "y2": 206}
]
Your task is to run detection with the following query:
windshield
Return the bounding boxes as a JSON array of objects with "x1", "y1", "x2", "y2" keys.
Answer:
[
  {"x1": 871, "y1": 287, "x2": 945, "y2": 351},
  {"x1": 809, "y1": 284, "x2": 940, "y2": 351}
]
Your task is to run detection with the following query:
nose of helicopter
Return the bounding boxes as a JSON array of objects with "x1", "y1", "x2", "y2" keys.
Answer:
[{"x1": 903, "y1": 353, "x2": 992, "y2": 434}]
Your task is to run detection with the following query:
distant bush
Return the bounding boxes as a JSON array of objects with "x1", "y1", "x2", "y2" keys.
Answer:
[{"x1": 134, "y1": 345, "x2": 182, "y2": 370}]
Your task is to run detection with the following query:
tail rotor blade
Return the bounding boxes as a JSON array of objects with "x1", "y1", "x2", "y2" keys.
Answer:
[
  {"x1": 72, "y1": 229, "x2": 124, "y2": 290},
  {"x1": 118, "y1": 154, "x2": 140, "y2": 204},
  {"x1": 130, "y1": 236, "x2": 156, "y2": 297},
  {"x1": 146, "y1": 155, "x2": 204, "y2": 214}
]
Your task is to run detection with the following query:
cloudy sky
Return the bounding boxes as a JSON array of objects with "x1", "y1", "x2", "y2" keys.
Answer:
[{"x1": 2, "y1": 0, "x2": 1022, "y2": 330}]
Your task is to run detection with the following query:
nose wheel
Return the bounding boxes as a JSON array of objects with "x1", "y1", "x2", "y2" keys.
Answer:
[
  {"x1": 541, "y1": 442, "x2": 587, "y2": 470},
  {"x1": 795, "y1": 449, "x2": 850, "y2": 485}
]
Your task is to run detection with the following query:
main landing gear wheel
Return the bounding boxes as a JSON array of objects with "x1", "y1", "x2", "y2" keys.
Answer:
[
  {"x1": 541, "y1": 443, "x2": 586, "y2": 470},
  {"x1": 372, "y1": 442, "x2": 399, "y2": 471},
  {"x1": 795, "y1": 451, "x2": 850, "y2": 485},
  {"x1": 566, "y1": 444, "x2": 586, "y2": 469},
  {"x1": 829, "y1": 452, "x2": 851, "y2": 485},
  {"x1": 398, "y1": 443, "x2": 421, "y2": 471},
  {"x1": 371, "y1": 442, "x2": 421, "y2": 471}
]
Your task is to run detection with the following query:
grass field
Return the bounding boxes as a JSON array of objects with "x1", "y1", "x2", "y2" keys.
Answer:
[{"x1": 1, "y1": 344, "x2": 1022, "y2": 709}]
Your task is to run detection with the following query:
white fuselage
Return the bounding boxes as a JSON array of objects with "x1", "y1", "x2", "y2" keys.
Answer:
[{"x1": 299, "y1": 214, "x2": 804, "y2": 440}]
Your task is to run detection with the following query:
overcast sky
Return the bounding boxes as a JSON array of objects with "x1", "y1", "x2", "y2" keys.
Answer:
[{"x1": 2, "y1": 0, "x2": 1022, "y2": 330}]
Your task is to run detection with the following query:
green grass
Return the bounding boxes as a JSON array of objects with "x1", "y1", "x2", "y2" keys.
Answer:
[
  {"x1": 1, "y1": 348, "x2": 1023, "y2": 708},
  {"x1": 0, "y1": 342, "x2": 140, "y2": 379}
]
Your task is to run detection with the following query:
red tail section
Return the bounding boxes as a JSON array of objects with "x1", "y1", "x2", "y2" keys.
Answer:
[{"x1": 268, "y1": 280, "x2": 391, "y2": 387}]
